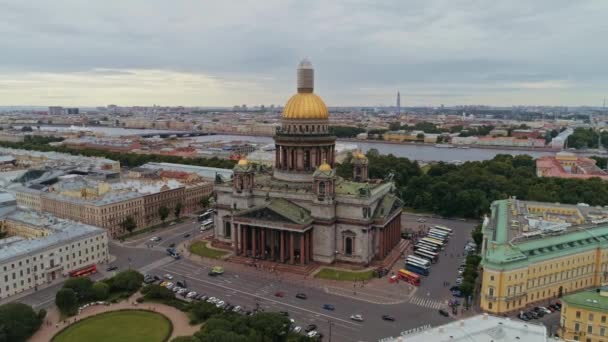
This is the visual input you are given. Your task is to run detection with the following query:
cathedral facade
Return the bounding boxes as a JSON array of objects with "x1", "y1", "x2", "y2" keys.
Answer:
[{"x1": 213, "y1": 60, "x2": 403, "y2": 265}]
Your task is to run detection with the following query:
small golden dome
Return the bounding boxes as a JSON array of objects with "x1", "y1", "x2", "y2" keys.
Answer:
[
  {"x1": 318, "y1": 162, "x2": 332, "y2": 171},
  {"x1": 282, "y1": 93, "x2": 329, "y2": 120},
  {"x1": 354, "y1": 151, "x2": 367, "y2": 160},
  {"x1": 237, "y1": 158, "x2": 249, "y2": 166}
]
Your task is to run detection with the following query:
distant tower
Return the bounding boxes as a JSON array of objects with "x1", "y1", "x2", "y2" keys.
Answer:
[{"x1": 396, "y1": 92, "x2": 401, "y2": 115}]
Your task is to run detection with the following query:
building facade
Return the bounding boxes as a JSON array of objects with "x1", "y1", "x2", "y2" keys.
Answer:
[
  {"x1": 559, "y1": 287, "x2": 608, "y2": 342},
  {"x1": 0, "y1": 209, "x2": 109, "y2": 299},
  {"x1": 214, "y1": 60, "x2": 403, "y2": 265},
  {"x1": 480, "y1": 198, "x2": 608, "y2": 314}
]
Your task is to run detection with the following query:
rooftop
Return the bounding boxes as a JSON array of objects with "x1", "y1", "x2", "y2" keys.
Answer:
[
  {"x1": 561, "y1": 287, "x2": 608, "y2": 312},
  {"x1": 482, "y1": 199, "x2": 608, "y2": 269},
  {"x1": 381, "y1": 314, "x2": 550, "y2": 342},
  {"x1": 0, "y1": 207, "x2": 105, "y2": 264},
  {"x1": 140, "y1": 162, "x2": 233, "y2": 181}
]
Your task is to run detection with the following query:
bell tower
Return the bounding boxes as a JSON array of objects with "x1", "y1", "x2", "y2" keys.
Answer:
[
  {"x1": 352, "y1": 151, "x2": 369, "y2": 182},
  {"x1": 232, "y1": 158, "x2": 254, "y2": 209}
]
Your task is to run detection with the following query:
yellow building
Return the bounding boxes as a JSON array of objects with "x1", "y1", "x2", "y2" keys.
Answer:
[
  {"x1": 559, "y1": 287, "x2": 608, "y2": 342},
  {"x1": 480, "y1": 198, "x2": 608, "y2": 314}
]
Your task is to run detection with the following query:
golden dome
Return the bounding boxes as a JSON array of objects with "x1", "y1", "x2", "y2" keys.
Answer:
[
  {"x1": 318, "y1": 161, "x2": 332, "y2": 171},
  {"x1": 237, "y1": 158, "x2": 249, "y2": 166},
  {"x1": 282, "y1": 93, "x2": 329, "y2": 120},
  {"x1": 353, "y1": 151, "x2": 367, "y2": 160}
]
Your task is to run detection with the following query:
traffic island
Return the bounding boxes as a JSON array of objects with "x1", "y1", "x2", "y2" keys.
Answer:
[
  {"x1": 313, "y1": 267, "x2": 376, "y2": 281},
  {"x1": 188, "y1": 240, "x2": 230, "y2": 259}
]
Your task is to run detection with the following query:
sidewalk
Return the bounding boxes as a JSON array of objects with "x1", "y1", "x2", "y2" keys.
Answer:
[{"x1": 29, "y1": 293, "x2": 201, "y2": 342}]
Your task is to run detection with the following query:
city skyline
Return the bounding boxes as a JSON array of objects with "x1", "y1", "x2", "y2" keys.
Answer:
[{"x1": 1, "y1": 1, "x2": 607, "y2": 107}]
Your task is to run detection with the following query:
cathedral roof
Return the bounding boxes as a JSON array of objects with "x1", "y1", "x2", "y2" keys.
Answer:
[
  {"x1": 234, "y1": 198, "x2": 312, "y2": 226},
  {"x1": 282, "y1": 93, "x2": 329, "y2": 120},
  {"x1": 373, "y1": 193, "x2": 404, "y2": 220}
]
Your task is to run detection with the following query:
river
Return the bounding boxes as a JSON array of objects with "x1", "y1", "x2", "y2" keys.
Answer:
[{"x1": 31, "y1": 126, "x2": 561, "y2": 162}]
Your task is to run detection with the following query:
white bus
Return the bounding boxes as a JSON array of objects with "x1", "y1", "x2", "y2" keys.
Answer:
[
  {"x1": 433, "y1": 225, "x2": 453, "y2": 235},
  {"x1": 406, "y1": 260, "x2": 430, "y2": 271},
  {"x1": 421, "y1": 237, "x2": 444, "y2": 249},
  {"x1": 415, "y1": 243, "x2": 439, "y2": 253},
  {"x1": 428, "y1": 232, "x2": 448, "y2": 242},
  {"x1": 200, "y1": 219, "x2": 214, "y2": 231},
  {"x1": 406, "y1": 255, "x2": 431, "y2": 267},
  {"x1": 414, "y1": 249, "x2": 438, "y2": 263},
  {"x1": 428, "y1": 229, "x2": 449, "y2": 239},
  {"x1": 198, "y1": 210, "x2": 213, "y2": 222}
]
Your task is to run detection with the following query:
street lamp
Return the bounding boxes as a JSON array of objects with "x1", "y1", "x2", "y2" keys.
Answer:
[{"x1": 328, "y1": 320, "x2": 333, "y2": 342}]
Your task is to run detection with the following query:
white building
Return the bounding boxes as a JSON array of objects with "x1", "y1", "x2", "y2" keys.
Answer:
[
  {"x1": 380, "y1": 314, "x2": 558, "y2": 342},
  {"x1": 0, "y1": 208, "x2": 109, "y2": 299}
]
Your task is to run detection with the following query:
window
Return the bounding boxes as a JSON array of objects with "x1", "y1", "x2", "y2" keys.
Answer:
[
  {"x1": 490, "y1": 275, "x2": 494, "y2": 281},
  {"x1": 577, "y1": 311, "x2": 581, "y2": 319},
  {"x1": 588, "y1": 325, "x2": 593, "y2": 334},
  {"x1": 602, "y1": 316, "x2": 606, "y2": 324},
  {"x1": 575, "y1": 322, "x2": 580, "y2": 332},
  {"x1": 600, "y1": 327, "x2": 606, "y2": 336},
  {"x1": 590, "y1": 314, "x2": 595, "y2": 321}
]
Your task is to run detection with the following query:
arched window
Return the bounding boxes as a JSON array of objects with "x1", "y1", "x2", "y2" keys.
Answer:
[
  {"x1": 304, "y1": 150, "x2": 311, "y2": 169},
  {"x1": 224, "y1": 222, "x2": 231, "y2": 237},
  {"x1": 318, "y1": 182, "x2": 326, "y2": 195},
  {"x1": 345, "y1": 237, "x2": 353, "y2": 255}
]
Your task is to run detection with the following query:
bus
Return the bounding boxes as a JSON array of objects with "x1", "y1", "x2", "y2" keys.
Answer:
[
  {"x1": 69, "y1": 264, "x2": 97, "y2": 278},
  {"x1": 433, "y1": 225, "x2": 453, "y2": 235},
  {"x1": 421, "y1": 237, "x2": 444, "y2": 249},
  {"x1": 405, "y1": 262, "x2": 429, "y2": 276},
  {"x1": 406, "y1": 255, "x2": 431, "y2": 267},
  {"x1": 198, "y1": 210, "x2": 213, "y2": 222},
  {"x1": 200, "y1": 219, "x2": 214, "y2": 231},
  {"x1": 414, "y1": 249, "x2": 438, "y2": 263},
  {"x1": 427, "y1": 232, "x2": 448, "y2": 242},
  {"x1": 428, "y1": 229, "x2": 449, "y2": 239},
  {"x1": 398, "y1": 269, "x2": 421, "y2": 286},
  {"x1": 415, "y1": 242, "x2": 439, "y2": 252},
  {"x1": 417, "y1": 246, "x2": 439, "y2": 257}
]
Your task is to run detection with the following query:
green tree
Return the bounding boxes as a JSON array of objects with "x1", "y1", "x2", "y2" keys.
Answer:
[
  {"x1": 159, "y1": 206, "x2": 170, "y2": 223},
  {"x1": 471, "y1": 224, "x2": 483, "y2": 251},
  {"x1": 189, "y1": 301, "x2": 222, "y2": 324},
  {"x1": 121, "y1": 215, "x2": 137, "y2": 233},
  {"x1": 110, "y1": 270, "x2": 144, "y2": 293},
  {"x1": 199, "y1": 195, "x2": 211, "y2": 209},
  {"x1": 141, "y1": 284, "x2": 175, "y2": 300},
  {"x1": 174, "y1": 202, "x2": 183, "y2": 219},
  {"x1": 0, "y1": 303, "x2": 43, "y2": 342},
  {"x1": 55, "y1": 288, "x2": 79, "y2": 316},
  {"x1": 416, "y1": 133, "x2": 425, "y2": 140},
  {"x1": 171, "y1": 337, "x2": 201, "y2": 342},
  {"x1": 92, "y1": 282, "x2": 110, "y2": 300},
  {"x1": 20, "y1": 126, "x2": 33, "y2": 132},
  {"x1": 63, "y1": 277, "x2": 94, "y2": 302}
]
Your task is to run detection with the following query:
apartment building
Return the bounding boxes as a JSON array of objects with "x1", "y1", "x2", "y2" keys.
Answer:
[{"x1": 559, "y1": 287, "x2": 608, "y2": 342}]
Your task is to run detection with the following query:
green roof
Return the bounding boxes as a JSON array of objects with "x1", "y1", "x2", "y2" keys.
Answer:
[
  {"x1": 561, "y1": 288, "x2": 608, "y2": 312},
  {"x1": 266, "y1": 198, "x2": 312, "y2": 225},
  {"x1": 373, "y1": 194, "x2": 403, "y2": 220}
]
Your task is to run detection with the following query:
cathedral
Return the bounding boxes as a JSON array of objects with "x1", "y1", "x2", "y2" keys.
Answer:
[{"x1": 213, "y1": 59, "x2": 403, "y2": 265}]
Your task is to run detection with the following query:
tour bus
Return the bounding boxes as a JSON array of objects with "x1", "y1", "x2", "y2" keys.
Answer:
[
  {"x1": 406, "y1": 255, "x2": 431, "y2": 267},
  {"x1": 416, "y1": 246, "x2": 439, "y2": 257},
  {"x1": 69, "y1": 264, "x2": 97, "y2": 278},
  {"x1": 398, "y1": 269, "x2": 421, "y2": 286},
  {"x1": 423, "y1": 236, "x2": 445, "y2": 246},
  {"x1": 421, "y1": 237, "x2": 445, "y2": 249},
  {"x1": 405, "y1": 261, "x2": 429, "y2": 276},
  {"x1": 414, "y1": 242, "x2": 439, "y2": 252},
  {"x1": 428, "y1": 229, "x2": 449, "y2": 239},
  {"x1": 198, "y1": 210, "x2": 213, "y2": 222},
  {"x1": 414, "y1": 249, "x2": 438, "y2": 263},
  {"x1": 433, "y1": 225, "x2": 453, "y2": 235},
  {"x1": 200, "y1": 219, "x2": 214, "y2": 231},
  {"x1": 427, "y1": 232, "x2": 448, "y2": 241}
]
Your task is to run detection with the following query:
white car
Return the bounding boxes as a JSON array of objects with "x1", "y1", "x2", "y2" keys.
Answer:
[
  {"x1": 417, "y1": 218, "x2": 426, "y2": 222},
  {"x1": 216, "y1": 300, "x2": 225, "y2": 308},
  {"x1": 164, "y1": 273, "x2": 173, "y2": 280},
  {"x1": 150, "y1": 236, "x2": 161, "y2": 242},
  {"x1": 293, "y1": 326, "x2": 302, "y2": 333},
  {"x1": 306, "y1": 331, "x2": 319, "y2": 338},
  {"x1": 350, "y1": 314, "x2": 364, "y2": 322},
  {"x1": 232, "y1": 305, "x2": 242, "y2": 312},
  {"x1": 186, "y1": 291, "x2": 198, "y2": 298},
  {"x1": 165, "y1": 283, "x2": 174, "y2": 290},
  {"x1": 539, "y1": 306, "x2": 552, "y2": 314},
  {"x1": 207, "y1": 297, "x2": 217, "y2": 303}
]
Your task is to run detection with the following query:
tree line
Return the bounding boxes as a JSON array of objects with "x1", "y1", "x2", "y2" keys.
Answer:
[{"x1": 338, "y1": 150, "x2": 608, "y2": 218}]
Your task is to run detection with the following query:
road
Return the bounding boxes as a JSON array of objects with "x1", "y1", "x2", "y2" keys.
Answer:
[{"x1": 13, "y1": 215, "x2": 479, "y2": 341}]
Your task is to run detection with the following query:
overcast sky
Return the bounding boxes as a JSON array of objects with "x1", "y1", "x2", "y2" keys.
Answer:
[{"x1": 1, "y1": 1, "x2": 607, "y2": 107}]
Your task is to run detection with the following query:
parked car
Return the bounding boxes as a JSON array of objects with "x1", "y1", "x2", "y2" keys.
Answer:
[
  {"x1": 176, "y1": 280, "x2": 187, "y2": 288},
  {"x1": 306, "y1": 331, "x2": 320, "y2": 338},
  {"x1": 279, "y1": 311, "x2": 289, "y2": 316},
  {"x1": 293, "y1": 326, "x2": 302, "y2": 333},
  {"x1": 150, "y1": 236, "x2": 161, "y2": 242},
  {"x1": 275, "y1": 291, "x2": 285, "y2": 297},
  {"x1": 183, "y1": 233, "x2": 191, "y2": 238},
  {"x1": 106, "y1": 265, "x2": 118, "y2": 272},
  {"x1": 439, "y1": 309, "x2": 449, "y2": 317},
  {"x1": 186, "y1": 291, "x2": 198, "y2": 298},
  {"x1": 519, "y1": 313, "x2": 530, "y2": 321},
  {"x1": 322, "y1": 304, "x2": 335, "y2": 311},
  {"x1": 382, "y1": 315, "x2": 395, "y2": 321},
  {"x1": 305, "y1": 324, "x2": 317, "y2": 332},
  {"x1": 164, "y1": 273, "x2": 174, "y2": 280},
  {"x1": 232, "y1": 306, "x2": 242, "y2": 313},
  {"x1": 296, "y1": 293, "x2": 307, "y2": 300},
  {"x1": 165, "y1": 283, "x2": 174, "y2": 290},
  {"x1": 350, "y1": 314, "x2": 364, "y2": 322}
]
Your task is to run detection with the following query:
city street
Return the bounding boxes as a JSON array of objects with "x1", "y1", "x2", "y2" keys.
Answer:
[{"x1": 12, "y1": 215, "x2": 479, "y2": 341}]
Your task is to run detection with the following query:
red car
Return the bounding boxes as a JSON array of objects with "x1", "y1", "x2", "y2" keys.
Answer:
[{"x1": 274, "y1": 291, "x2": 285, "y2": 297}]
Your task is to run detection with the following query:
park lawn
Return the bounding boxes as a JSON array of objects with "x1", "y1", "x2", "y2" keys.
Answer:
[
  {"x1": 189, "y1": 240, "x2": 229, "y2": 259},
  {"x1": 314, "y1": 268, "x2": 375, "y2": 281},
  {"x1": 52, "y1": 310, "x2": 172, "y2": 342}
]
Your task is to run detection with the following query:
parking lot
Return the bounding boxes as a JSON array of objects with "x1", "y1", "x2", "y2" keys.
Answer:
[{"x1": 397, "y1": 213, "x2": 478, "y2": 314}]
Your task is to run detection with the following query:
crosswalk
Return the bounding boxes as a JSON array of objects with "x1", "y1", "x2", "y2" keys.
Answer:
[{"x1": 408, "y1": 296, "x2": 446, "y2": 310}]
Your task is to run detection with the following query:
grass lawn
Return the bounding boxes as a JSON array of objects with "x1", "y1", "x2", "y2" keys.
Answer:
[
  {"x1": 314, "y1": 268, "x2": 375, "y2": 281},
  {"x1": 189, "y1": 240, "x2": 229, "y2": 259},
  {"x1": 52, "y1": 310, "x2": 172, "y2": 342}
]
